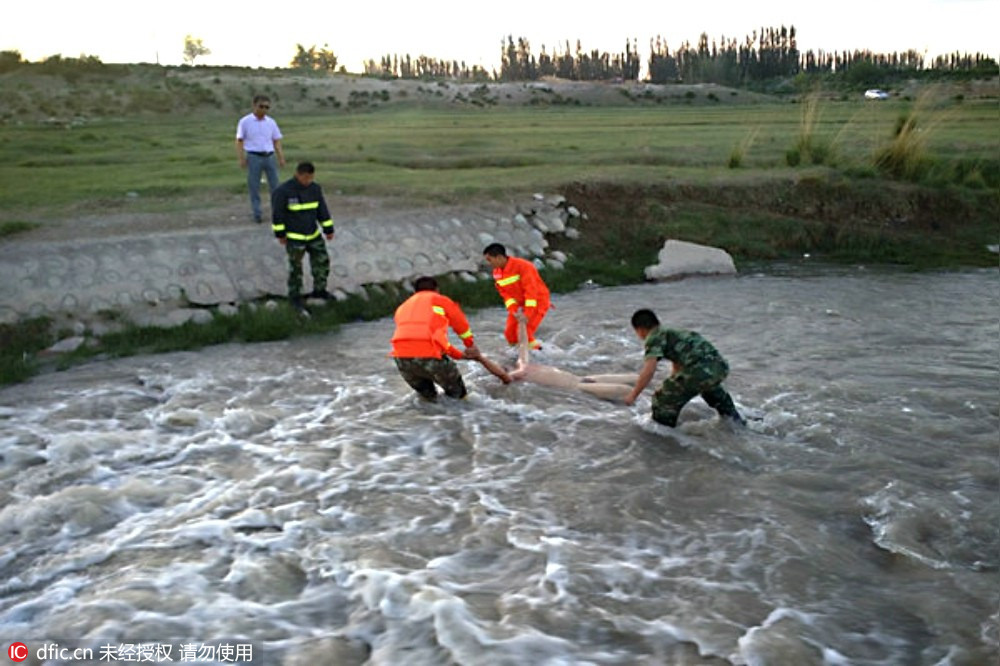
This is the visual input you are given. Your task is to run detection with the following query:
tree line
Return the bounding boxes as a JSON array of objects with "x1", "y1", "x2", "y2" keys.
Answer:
[
  {"x1": 361, "y1": 27, "x2": 995, "y2": 86},
  {"x1": 497, "y1": 28, "x2": 995, "y2": 85},
  {"x1": 362, "y1": 55, "x2": 492, "y2": 81}
]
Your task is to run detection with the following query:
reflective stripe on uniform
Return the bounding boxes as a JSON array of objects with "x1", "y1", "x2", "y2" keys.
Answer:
[
  {"x1": 432, "y1": 306, "x2": 446, "y2": 316},
  {"x1": 496, "y1": 275, "x2": 521, "y2": 287},
  {"x1": 458, "y1": 329, "x2": 473, "y2": 339},
  {"x1": 286, "y1": 229, "x2": 322, "y2": 241},
  {"x1": 525, "y1": 299, "x2": 537, "y2": 307},
  {"x1": 504, "y1": 298, "x2": 518, "y2": 309},
  {"x1": 287, "y1": 201, "x2": 320, "y2": 212}
]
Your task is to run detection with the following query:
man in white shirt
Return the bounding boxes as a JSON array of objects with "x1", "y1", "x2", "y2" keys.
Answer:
[{"x1": 235, "y1": 95, "x2": 287, "y2": 223}]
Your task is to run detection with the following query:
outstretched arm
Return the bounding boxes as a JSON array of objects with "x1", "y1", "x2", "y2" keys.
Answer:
[
  {"x1": 624, "y1": 358, "x2": 658, "y2": 406},
  {"x1": 475, "y1": 354, "x2": 513, "y2": 384}
]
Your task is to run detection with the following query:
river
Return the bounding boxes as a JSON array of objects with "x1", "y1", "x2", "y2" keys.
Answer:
[{"x1": 1, "y1": 267, "x2": 997, "y2": 666}]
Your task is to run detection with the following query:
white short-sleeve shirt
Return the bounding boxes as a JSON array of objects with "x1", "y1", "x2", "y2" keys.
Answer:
[{"x1": 236, "y1": 113, "x2": 282, "y2": 152}]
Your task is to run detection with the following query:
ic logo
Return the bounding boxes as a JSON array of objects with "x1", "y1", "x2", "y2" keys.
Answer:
[{"x1": 8, "y1": 642, "x2": 29, "y2": 662}]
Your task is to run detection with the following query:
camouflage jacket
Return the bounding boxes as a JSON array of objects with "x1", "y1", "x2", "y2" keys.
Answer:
[{"x1": 643, "y1": 326, "x2": 729, "y2": 376}]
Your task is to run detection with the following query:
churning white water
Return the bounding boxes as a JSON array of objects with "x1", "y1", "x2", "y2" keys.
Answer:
[{"x1": 1, "y1": 267, "x2": 997, "y2": 665}]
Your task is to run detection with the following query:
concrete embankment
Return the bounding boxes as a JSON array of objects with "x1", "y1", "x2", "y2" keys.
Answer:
[{"x1": 0, "y1": 195, "x2": 580, "y2": 332}]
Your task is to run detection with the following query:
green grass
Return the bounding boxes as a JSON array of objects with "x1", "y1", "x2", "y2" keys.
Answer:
[
  {"x1": 1, "y1": 99, "x2": 996, "y2": 217},
  {"x1": 0, "y1": 317, "x2": 54, "y2": 384},
  {"x1": 0, "y1": 220, "x2": 39, "y2": 238}
]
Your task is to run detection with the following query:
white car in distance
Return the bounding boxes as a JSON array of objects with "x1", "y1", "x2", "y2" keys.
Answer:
[{"x1": 865, "y1": 89, "x2": 890, "y2": 100}]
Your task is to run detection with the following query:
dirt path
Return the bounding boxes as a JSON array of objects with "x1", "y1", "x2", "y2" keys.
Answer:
[{"x1": 10, "y1": 192, "x2": 490, "y2": 244}]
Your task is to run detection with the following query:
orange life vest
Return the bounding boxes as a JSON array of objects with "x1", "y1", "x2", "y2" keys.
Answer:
[{"x1": 390, "y1": 291, "x2": 474, "y2": 359}]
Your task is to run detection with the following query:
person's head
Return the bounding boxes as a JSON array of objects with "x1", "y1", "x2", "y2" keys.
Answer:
[
  {"x1": 251, "y1": 95, "x2": 271, "y2": 118},
  {"x1": 482, "y1": 243, "x2": 508, "y2": 270},
  {"x1": 293, "y1": 161, "x2": 316, "y2": 186},
  {"x1": 413, "y1": 276, "x2": 439, "y2": 293},
  {"x1": 630, "y1": 309, "x2": 659, "y2": 340}
]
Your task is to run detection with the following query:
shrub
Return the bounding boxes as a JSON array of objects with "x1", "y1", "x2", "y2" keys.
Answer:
[
  {"x1": 728, "y1": 127, "x2": 759, "y2": 169},
  {"x1": 787, "y1": 94, "x2": 835, "y2": 165},
  {"x1": 874, "y1": 108, "x2": 931, "y2": 181},
  {"x1": 0, "y1": 317, "x2": 53, "y2": 386},
  {"x1": 0, "y1": 221, "x2": 39, "y2": 238}
]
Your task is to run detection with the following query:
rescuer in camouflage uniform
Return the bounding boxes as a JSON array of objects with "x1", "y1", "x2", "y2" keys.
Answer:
[{"x1": 624, "y1": 309, "x2": 744, "y2": 427}]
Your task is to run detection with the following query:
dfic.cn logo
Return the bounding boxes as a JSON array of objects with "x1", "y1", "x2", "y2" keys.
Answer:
[{"x1": 8, "y1": 642, "x2": 29, "y2": 662}]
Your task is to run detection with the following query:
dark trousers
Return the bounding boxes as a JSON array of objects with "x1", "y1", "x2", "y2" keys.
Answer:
[
  {"x1": 394, "y1": 357, "x2": 467, "y2": 400},
  {"x1": 651, "y1": 368, "x2": 741, "y2": 427},
  {"x1": 285, "y1": 237, "x2": 330, "y2": 298}
]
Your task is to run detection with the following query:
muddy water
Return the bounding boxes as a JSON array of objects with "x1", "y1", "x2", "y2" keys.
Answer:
[{"x1": 1, "y1": 267, "x2": 997, "y2": 665}]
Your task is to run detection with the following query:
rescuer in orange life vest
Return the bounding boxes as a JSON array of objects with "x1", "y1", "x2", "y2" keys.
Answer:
[
  {"x1": 390, "y1": 276, "x2": 510, "y2": 400},
  {"x1": 483, "y1": 243, "x2": 551, "y2": 351}
]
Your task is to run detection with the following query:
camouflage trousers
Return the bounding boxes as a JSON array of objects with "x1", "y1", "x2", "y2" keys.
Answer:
[
  {"x1": 394, "y1": 357, "x2": 468, "y2": 400},
  {"x1": 651, "y1": 359, "x2": 741, "y2": 427},
  {"x1": 285, "y1": 237, "x2": 330, "y2": 298}
]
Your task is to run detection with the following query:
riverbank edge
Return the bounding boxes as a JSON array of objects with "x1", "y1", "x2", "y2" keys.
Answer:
[{"x1": 2, "y1": 175, "x2": 997, "y2": 387}]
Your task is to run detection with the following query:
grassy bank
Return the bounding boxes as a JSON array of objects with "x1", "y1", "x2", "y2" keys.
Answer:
[
  {"x1": 2, "y1": 174, "x2": 995, "y2": 388},
  {"x1": 1, "y1": 96, "x2": 997, "y2": 216}
]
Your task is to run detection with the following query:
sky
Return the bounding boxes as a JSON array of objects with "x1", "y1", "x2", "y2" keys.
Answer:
[{"x1": 3, "y1": 0, "x2": 996, "y2": 72}]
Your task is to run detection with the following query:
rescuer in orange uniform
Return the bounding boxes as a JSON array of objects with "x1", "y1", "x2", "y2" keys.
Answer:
[
  {"x1": 483, "y1": 243, "x2": 551, "y2": 350},
  {"x1": 390, "y1": 275, "x2": 485, "y2": 400}
]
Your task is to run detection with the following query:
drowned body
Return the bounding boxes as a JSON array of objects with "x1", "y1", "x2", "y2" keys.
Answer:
[{"x1": 506, "y1": 318, "x2": 637, "y2": 402}]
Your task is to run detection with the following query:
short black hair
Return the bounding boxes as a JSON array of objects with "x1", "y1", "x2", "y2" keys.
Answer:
[
  {"x1": 295, "y1": 161, "x2": 315, "y2": 174},
  {"x1": 413, "y1": 276, "x2": 438, "y2": 292},
  {"x1": 483, "y1": 243, "x2": 507, "y2": 257},
  {"x1": 252, "y1": 94, "x2": 271, "y2": 105},
  {"x1": 631, "y1": 309, "x2": 659, "y2": 330}
]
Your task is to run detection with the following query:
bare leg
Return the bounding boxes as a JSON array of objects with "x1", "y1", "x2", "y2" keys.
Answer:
[
  {"x1": 581, "y1": 373, "x2": 639, "y2": 385},
  {"x1": 576, "y1": 382, "x2": 632, "y2": 402}
]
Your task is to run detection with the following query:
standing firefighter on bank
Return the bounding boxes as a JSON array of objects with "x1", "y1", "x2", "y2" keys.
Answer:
[
  {"x1": 271, "y1": 161, "x2": 335, "y2": 311},
  {"x1": 483, "y1": 243, "x2": 551, "y2": 350},
  {"x1": 390, "y1": 276, "x2": 486, "y2": 400}
]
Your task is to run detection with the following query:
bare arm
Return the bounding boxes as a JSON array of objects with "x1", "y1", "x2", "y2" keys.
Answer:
[
  {"x1": 273, "y1": 139, "x2": 286, "y2": 167},
  {"x1": 236, "y1": 138, "x2": 246, "y2": 168},
  {"x1": 475, "y1": 355, "x2": 513, "y2": 384},
  {"x1": 624, "y1": 358, "x2": 658, "y2": 406},
  {"x1": 517, "y1": 319, "x2": 531, "y2": 368}
]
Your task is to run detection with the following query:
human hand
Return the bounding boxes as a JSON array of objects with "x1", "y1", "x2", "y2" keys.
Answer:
[
  {"x1": 278, "y1": 238, "x2": 287, "y2": 246},
  {"x1": 515, "y1": 310, "x2": 528, "y2": 324},
  {"x1": 463, "y1": 346, "x2": 482, "y2": 360}
]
